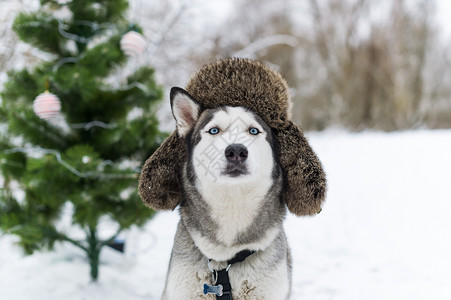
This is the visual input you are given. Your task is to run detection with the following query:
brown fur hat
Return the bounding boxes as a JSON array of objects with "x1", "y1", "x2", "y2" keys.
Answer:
[{"x1": 139, "y1": 58, "x2": 326, "y2": 216}]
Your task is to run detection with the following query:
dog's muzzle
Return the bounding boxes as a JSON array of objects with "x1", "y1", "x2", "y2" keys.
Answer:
[{"x1": 223, "y1": 144, "x2": 248, "y2": 177}]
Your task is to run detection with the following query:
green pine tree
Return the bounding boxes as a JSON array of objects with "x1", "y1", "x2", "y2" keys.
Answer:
[{"x1": 0, "y1": 0, "x2": 164, "y2": 281}]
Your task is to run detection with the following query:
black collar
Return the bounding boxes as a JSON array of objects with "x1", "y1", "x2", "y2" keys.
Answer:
[
  {"x1": 226, "y1": 249, "x2": 255, "y2": 265},
  {"x1": 205, "y1": 250, "x2": 256, "y2": 300}
]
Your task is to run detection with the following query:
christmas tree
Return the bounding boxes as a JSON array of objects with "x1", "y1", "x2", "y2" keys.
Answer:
[{"x1": 0, "y1": 0, "x2": 164, "y2": 281}]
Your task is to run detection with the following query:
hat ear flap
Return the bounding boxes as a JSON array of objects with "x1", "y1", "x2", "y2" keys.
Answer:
[
  {"x1": 139, "y1": 132, "x2": 185, "y2": 211},
  {"x1": 139, "y1": 87, "x2": 200, "y2": 211},
  {"x1": 275, "y1": 122, "x2": 327, "y2": 216}
]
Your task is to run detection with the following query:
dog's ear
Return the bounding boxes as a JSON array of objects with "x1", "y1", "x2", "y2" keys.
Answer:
[{"x1": 170, "y1": 87, "x2": 201, "y2": 137}]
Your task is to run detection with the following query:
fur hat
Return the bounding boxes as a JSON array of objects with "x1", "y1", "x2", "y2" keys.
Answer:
[{"x1": 139, "y1": 58, "x2": 326, "y2": 216}]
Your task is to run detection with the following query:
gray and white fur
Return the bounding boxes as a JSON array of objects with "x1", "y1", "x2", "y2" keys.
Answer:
[{"x1": 162, "y1": 87, "x2": 292, "y2": 299}]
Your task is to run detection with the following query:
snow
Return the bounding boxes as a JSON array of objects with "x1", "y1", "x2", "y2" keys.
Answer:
[{"x1": 1, "y1": 129, "x2": 451, "y2": 299}]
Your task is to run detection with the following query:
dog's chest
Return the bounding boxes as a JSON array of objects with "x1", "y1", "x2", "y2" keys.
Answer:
[{"x1": 202, "y1": 183, "x2": 271, "y2": 246}]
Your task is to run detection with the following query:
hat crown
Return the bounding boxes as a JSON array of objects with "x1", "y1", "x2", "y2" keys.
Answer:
[{"x1": 185, "y1": 58, "x2": 290, "y2": 127}]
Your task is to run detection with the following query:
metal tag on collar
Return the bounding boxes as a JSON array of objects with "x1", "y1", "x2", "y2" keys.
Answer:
[
  {"x1": 204, "y1": 259, "x2": 232, "y2": 297},
  {"x1": 203, "y1": 283, "x2": 224, "y2": 296}
]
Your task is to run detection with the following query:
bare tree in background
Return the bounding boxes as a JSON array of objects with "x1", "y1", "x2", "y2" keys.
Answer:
[
  {"x1": 422, "y1": 38, "x2": 451, "y2": 128},
  {"x1": 191, "y1": 0, "x2": 298, "y2": 79},
  {"x1": 0, "y1": 1, "x2": 21, "y2": 74},
  {"x1": 292, "y1": 0, "x2": 444, "y2": 131},
  {"x1": 388, "y1": 0, "x2": 431, "y2": 129},
  {"x1": 128, "y1": 0, "x2": 192, "y2": 85},
  {"x1": 195, "y1": 0, "x2": 451, "y2": 131},
  {"x1": 0, "y1": 0, "x2": 46, "y2": 85}
]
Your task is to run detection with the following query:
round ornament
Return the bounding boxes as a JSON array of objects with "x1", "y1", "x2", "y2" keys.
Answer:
[
  {"x1": 32, "y1": 91, "x2": 61, "y2": 120},
  {"x1": 120, "y1": 31, "x2": 146, "y2": 57}
]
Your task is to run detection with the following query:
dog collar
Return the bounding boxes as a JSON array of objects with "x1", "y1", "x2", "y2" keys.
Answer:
[
  {"x1": 203, "y1": 250, "x2": 256, "y2": 299},
  {"x1": 225, "y1": 249, "x2": 255, "y2": 265}
]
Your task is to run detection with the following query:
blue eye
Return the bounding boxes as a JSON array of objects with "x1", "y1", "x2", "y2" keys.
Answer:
[
  {"x1": 249, "y1": 127, "x2": 260, "y2": 135},
  {"x1": 208, "y1": 127, "x2": 220, "y2": 135}
]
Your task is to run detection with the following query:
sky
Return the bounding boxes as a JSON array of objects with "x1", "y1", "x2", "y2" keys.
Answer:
[{"x1": 436, "y1": 0, "x2": 451, "y2": 39}]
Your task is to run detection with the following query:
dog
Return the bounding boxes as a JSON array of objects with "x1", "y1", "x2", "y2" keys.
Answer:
[{"x1": 161, "y1": 87, "x2": 291, "y2": 299}]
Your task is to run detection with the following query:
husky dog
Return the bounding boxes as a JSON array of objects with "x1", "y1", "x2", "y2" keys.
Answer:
[
  {"x1": 139, "y1": 58, "x2": 326, "y2": 299},
  {"x1": 162, "y1": 87, "x2": 291, "y2": 299}
]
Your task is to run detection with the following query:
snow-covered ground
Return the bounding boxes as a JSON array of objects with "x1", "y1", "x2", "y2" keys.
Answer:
[{"x1": 1, "y1": 129, "x2": 450, "y2": 299}]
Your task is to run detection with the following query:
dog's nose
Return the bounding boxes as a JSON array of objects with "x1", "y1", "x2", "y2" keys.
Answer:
[{"x1": 225, "y1": 144, "x2": 248, "y2": 163}]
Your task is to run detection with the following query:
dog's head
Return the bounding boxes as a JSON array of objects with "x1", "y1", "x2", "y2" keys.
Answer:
[
  {"x1": 170, "y1": 87, "x2": 280, "y2": 192},
  {"x1": 139, "y1": 58, "x2": 326, "y2": 216}
]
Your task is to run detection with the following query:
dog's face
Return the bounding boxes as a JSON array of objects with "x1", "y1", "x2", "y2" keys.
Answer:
[{"x1": 171, "y1": 87, "x2": 280, "y2": 192}]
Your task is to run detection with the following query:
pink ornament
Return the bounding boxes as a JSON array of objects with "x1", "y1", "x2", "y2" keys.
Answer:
[
  {"x1": 120, "y1": 31, "x2": 146, "y2": 57},
  {"x1": 32, "y1": 91, "x2": 61, "y2": 120}
]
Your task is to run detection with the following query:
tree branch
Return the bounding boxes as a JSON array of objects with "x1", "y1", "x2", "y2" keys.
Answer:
[
  {"x1": 58, "y1": 233, "x2": 88, "y2": 252},
  {"x1": 232, "y1": 34, "x2": 298, "y2": 58}
]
